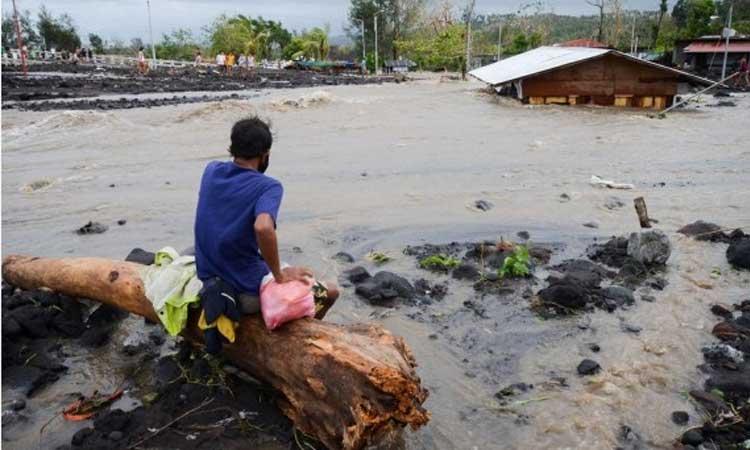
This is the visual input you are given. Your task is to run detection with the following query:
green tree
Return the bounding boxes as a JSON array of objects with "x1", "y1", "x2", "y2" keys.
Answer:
[
  {"x1": 155, "y1": 28, "x2": 197, "y2": 60},
  {"x1": 2, "y1": 10, "x2": 41, "y2": 49},
  {"x1": 348, "y1": 0, "x2": 425, "y2": 62},
  {"x1": 396, "y1": 23, "x2": 466, "y2": 71},
  {"x1": 208, "y1": 14, "x2": 292, "y2": 58},
  {"x1": 653, "y1": 0, "x2": 668, "y2": 45},
  {"x1": 673, "y1": 0, "x2": 716, "y2": 37},
  {"x1": 284, "y1": 27, "x2": 330, "y2": 60},
  {"x1": 37, "y1": 6, "x2": 81, "y2": 51},
  {"x1": 88, "y1": 33, "x2": 104, "y2": 53}
]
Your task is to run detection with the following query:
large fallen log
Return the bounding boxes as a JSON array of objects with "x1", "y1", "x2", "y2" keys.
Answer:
[{"x1": 2, "y1": 255, "x2": 429, "y2": 450}]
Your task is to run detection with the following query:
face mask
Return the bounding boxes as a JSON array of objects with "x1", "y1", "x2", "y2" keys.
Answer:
[{"x1": 258, "y1": 153, "x2": 270, "y2": 173}]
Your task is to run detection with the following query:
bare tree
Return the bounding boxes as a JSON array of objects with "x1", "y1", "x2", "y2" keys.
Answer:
[{"x1": 586, "y1": 0, "x2": 605, "y2": 42}]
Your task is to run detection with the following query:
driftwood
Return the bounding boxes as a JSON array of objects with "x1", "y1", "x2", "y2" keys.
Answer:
[
  {"x1": 2, "y1": 255, "x2": 429, "y2": 450},
  {"x1": 633, "y1": 197, "x2": 652, "y2": 228}
]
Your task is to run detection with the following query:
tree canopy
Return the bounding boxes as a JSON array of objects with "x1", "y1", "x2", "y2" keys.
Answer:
[{"x1": 37, "y1": 6, "x2": 81, "y2": 51}]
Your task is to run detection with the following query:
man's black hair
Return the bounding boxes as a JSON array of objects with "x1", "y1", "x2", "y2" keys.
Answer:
[{"x1": 229, "y1": 117, "x2": 272, "y2": 159}]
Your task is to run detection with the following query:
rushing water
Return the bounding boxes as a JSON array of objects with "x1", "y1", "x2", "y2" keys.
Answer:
[{"x1": 2, "y1": 76, "x2": 749, "y2": 449}]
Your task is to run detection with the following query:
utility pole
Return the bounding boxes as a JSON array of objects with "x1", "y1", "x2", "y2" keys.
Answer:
[
  {"x1": 374, "y1": 11, "x2": 383, "y2": 75},
  {"x1": 464, "y1": 0, "x2": 475, "y2": 79},
  {"x1": 630, "y1": 18, "x2": 636, "y2": 54},
  {"x1": 146, "y1": 0, "x2": 157, "y2": 69},
  {"x1": 497, "y1": 23, "x2": 502, "y2": 61},
  {"x1": 12, "y1": 0, "x2": 27, "y2": 77},
  {"x1": 355, "y1": 18, "x2": 365, "y2": 73},
  {"x1": 721, "y1": 2, "x2": 733, "y2": 80}
]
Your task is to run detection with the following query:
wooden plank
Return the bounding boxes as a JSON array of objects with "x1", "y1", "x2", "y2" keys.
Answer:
[
  {"x1": 544, "y1": 96, "x2": 568, "y2": 104},
  {"x1": 528, "y1": 96, "x2": 545, "y2": 105}
]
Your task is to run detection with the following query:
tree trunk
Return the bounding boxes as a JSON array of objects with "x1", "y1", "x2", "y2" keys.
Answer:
[{"x1": 2, "y1": 255, "x2": 430, "y2": 450}]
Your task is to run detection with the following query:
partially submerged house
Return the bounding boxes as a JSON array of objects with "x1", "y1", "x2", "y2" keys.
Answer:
[{"x1": 470, "y1": 46, "x2": 714, "y2": 109}]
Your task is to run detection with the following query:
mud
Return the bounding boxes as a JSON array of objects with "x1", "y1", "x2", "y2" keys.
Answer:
[
  {"x1": 2, "y1": 63, "x2": 398, "y2": 111},
  {"x1": 0, "y1": 285, "x2": 304, "y2": 450},
  {"x1": 3, "y1": 77, "x2": 750, "y2": 450}
]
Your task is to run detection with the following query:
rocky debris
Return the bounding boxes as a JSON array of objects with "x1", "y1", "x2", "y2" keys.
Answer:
[
  {"x1": 125, "y1": 248, "x2": 155, "y2": 265},
  {"x1": 538, "y1": 278, "x2": 589, "y2": 310},
  {"x1": 603, "y1": 196, "x2": 625, "y2": 210},
  {"x1": 451, "y1": 263, "x2": 481, "y2": 281},
  {"x1": 354, "y1": 271, "x2": 415, "y2": 305},
  {"x1": 76, "y1": 221, "x2": 108, "y2": 235},
  {"x1": 582, "y1": 221, "x2": 599, "y2": 229},
  {"x1": 677, "y1": 221, "x2": 730, "y2": 242},
  {"x1": 621, "y1": 323, "x2": 642, "y2": 334},
  {"x1": 618, "y1": 425, "x2": 645, "y2": 450},
  {"x1": 64, "y1": 343, "x2": 297, "y2": 449},
  {"x1": 117, "y1": 219, "x2": 127, "y2": 226},
  {"x1": 681, "y1": 429, "x2": 704, "y2": 446},
  {"x1": 462, "y1": 300, "x2": 488, "y2": 318},
  {"x1": 577, "y1": 359, "x2": 601, "y2": 376},
  {"x1": 343, "y1": 266, "x2": 371, "y2": 284},
  {"x1": 678, "y1": 298, "x2": 750, "y2": 448},
  {"x1": 601, "y1": 286, "x2": 635, "y2": 311},
  {"x1": 627, "y1": 230, "x2": 671, "y2": 266},
  {"x1": 494, "y1": 383, "x2": 533, "y2": 404},
  {"x1": 474, "y1": 200, "x2": 494, "y2": 211},
  {"x1": 671, "y1": 411, "x2": 689, "y2": 425},
  {"x1": 559, "y1": 193, "x2": 571, "y2": 202},
  {"x1": 332, "y1": 252, "x2": 355, "y2": 263},
  {"x1": 413, "y1": 279, "x2": 448, "y2": 300},
  {"x1": 588, "y1": 343, "x2": 601, "y2": 353},
  {"x1": 588, "y1": 236, "x2": 630, "y2": 268},
  {"x1": 710, "y1": 303, "x2": 734, "y2": 319},
  {"x1": 727, "y1": 230, "x2": 750, "y2": 270},
  {"x1": 3, "y1": 66, "x2": 398, "y2": 111},
  {"x1": 403, "y1": 242, "x2": 467, "y2": 261},
  {"x1": 0, "y1": 287, "x2": 99, "y2": 397},
  {"x1": 539, "y1": 259, "x2": 638, "y2": 314}
]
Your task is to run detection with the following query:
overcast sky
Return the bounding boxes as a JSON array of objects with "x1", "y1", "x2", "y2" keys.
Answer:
[{"x1": 2, "y1": 0, "x2": 666, "y2": 44}]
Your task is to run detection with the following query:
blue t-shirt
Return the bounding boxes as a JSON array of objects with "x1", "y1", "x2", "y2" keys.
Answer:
[{"x1": 194, "y1": 161, "x2": 283, "y2": 295}]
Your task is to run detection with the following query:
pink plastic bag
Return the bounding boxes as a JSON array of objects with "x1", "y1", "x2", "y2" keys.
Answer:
[{"x1": 259, "y1": 275, "x2": 315, "y2": 330}]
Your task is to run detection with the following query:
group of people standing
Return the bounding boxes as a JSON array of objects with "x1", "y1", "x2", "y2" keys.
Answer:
[{"x1": 210, "y1": 51, "x2": 256, "y2": 75}]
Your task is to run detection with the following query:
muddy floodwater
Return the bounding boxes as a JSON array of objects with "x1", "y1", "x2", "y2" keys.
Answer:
[{"x1": 3, "y1": 76, "x2": 750, "y2": 449}]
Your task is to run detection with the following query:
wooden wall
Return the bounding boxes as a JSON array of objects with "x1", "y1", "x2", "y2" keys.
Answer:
[{"x1": 521, "y1": 54, "x2": 679, "y2": 107}]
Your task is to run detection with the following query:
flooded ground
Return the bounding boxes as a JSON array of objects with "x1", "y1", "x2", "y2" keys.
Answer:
[{"x1": 2, "y1": 75, "x2": 750, "y2": 449}]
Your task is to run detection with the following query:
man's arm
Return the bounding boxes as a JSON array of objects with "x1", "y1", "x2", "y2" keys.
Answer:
[{"x1": 254, "y1": 213, "x2": 311, "y2": 284}]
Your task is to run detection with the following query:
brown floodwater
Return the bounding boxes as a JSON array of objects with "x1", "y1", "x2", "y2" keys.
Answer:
[{"x1": 2, "y1": 76, "x2": 749, "y2": 449}]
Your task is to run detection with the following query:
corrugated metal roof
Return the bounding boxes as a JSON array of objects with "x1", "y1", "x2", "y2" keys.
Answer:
[
  {"x1": 685, "y1": 41, "x2": 750, "y2": 53},
  {"x1": 469, "y1": 46, "x2": 609, "y2": 85},
  {"x1": 469, "y1": 46, "x2": 716, "y2": 87}
]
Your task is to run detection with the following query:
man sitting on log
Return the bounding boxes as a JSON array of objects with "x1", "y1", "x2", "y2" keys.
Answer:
[{"x1": 194, "y1": 117, "x2": 340, "y2": 331}]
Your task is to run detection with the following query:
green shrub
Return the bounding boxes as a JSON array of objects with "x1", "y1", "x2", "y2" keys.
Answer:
[
  {"x1": 498, "y1": 245, "x2": 530, "y2": 278},
  {"x1": 419, "y1": 254, "x2": 460, "y2": 271}
]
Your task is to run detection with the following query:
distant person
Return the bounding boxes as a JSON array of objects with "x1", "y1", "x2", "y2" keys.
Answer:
[
  {"x1": 226, "y1": 51, "x2": 236, "y2": 75},
  {"x1": 248, "y1": 54, "x2": 256, "y2": 73},
  {"x1": 237, "y1": 53, "x2": 247, "y2": 73},
  {"x1": 194, "y1": 50, "x2": 202, "y2": 67},
  {"x1": 137, "y1": 47, "x2": 148, "y2": 75},
  {"x1": 215, "y1": 51, "x2": 226, "y2": 75},
  {"x1": 194, "y1": 117, "x2": 340, "y2": 335},
  {"x1": 87, "y1": 48, "x2": 92, "y2": 60},
  {"x1": 735, "y1": 57, "x2": 749, "y2": 89},
  {"x1": 70, "y1": 48, "x2": 80, "y2": 65}
]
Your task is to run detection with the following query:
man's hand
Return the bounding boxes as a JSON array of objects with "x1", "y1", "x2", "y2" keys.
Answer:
[{"x1": 278, "y1": 266, "x2": 313, "y2": 284}]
